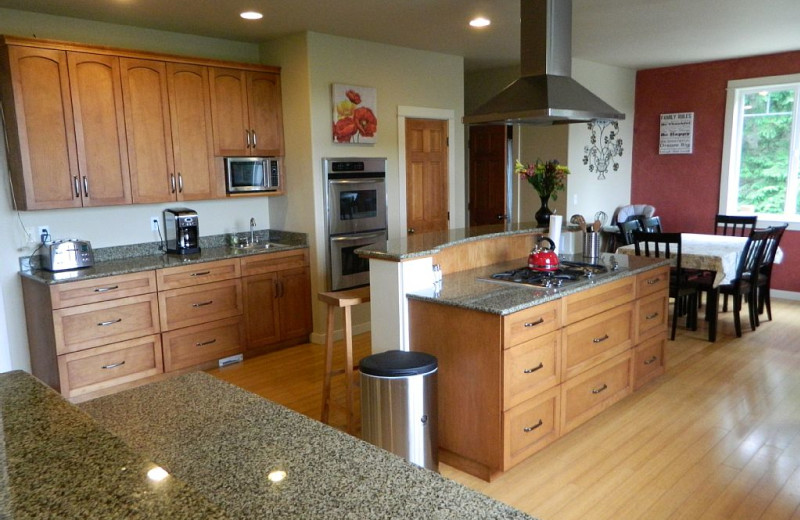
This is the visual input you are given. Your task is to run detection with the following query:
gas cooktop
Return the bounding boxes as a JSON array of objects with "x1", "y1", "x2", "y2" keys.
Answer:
[{"x1": 482, "y1": 261, "x2": 610, "y2": 289}]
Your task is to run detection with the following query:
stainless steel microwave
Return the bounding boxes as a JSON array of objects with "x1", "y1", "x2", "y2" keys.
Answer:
[{"x1": 225, "y1": 157, "x2": 281, "y2": 194}]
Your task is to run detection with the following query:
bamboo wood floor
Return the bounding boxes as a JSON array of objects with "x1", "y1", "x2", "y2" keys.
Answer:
[{"x1": 207, "y1": 298, "x2": 800, "y2": 520}]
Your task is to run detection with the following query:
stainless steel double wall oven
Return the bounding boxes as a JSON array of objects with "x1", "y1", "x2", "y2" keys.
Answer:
[{"x1": 324, "y1": 157, "x2": 388, "y2": 291}]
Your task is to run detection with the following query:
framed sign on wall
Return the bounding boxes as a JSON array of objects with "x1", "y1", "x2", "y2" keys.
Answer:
[{"x1": 659, "y1": 112, "x2": 694, "y2": 154}]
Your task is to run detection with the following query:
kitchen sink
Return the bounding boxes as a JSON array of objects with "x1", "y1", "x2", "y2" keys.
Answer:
[{"x1": 232, "y1": 242, "x2": 283, "y2": 251}]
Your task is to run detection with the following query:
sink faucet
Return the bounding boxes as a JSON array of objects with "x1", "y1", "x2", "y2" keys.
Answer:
[{"x1": 250, "y1": 217, "x2": 256, "y2": 244}]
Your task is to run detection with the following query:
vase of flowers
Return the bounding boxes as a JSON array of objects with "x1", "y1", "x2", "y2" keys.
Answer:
[{"x1": 514, "y1": 159, "x2": 570, "y2": 226}]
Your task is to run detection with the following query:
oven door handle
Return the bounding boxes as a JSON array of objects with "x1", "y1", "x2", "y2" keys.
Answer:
[
  {"x1": 331, "y1": 231, "x2": 386, "y2": 242},
  {"x1": 328, "y1": 178, "x2": 386, "y2": 185}
]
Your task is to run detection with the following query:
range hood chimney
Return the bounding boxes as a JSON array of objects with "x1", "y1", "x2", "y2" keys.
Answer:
[{"x1": 463, "y1": 0, "x2": 625, "y2": 125}]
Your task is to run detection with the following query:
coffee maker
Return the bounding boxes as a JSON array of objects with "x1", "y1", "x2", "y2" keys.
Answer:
[{"x1": 164, "y1": 208, "x2": 200, "y2": 254}]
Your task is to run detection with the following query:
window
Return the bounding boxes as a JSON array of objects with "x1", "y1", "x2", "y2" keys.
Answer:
[{"x1": 720, "y1": 73, "x2": 800, "y2": 228}]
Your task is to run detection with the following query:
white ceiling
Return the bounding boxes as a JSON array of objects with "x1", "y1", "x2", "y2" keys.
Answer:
[{"x1": 0, "y1": 0, "x2": 799, "y2": 71}]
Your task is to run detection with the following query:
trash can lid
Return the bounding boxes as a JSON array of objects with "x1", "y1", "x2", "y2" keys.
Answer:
[{"x1": 359, "y1": 350, "x2": 438, "y2": 377}]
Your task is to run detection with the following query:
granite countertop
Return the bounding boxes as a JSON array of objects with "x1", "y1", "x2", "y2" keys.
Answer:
[
  {"x1": 407, "y1": 253, "x2": 669, "y2": 315},
  {"x1": 355, "y1": 221, "x2": 551, "y2": 261},
  {"x1": 76, "y1": 371, "x2": 537, "y2": 519},
  {"x1": 0, "y1": 370, "x2": 228, "y2": 519},
  {"x1": 19, "y1": 229, "x2": 308, "y2": 285}
]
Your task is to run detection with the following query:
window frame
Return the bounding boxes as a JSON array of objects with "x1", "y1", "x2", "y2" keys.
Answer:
[{"x1": 719, "y1": 73, "x2": 800, "y2": 231}]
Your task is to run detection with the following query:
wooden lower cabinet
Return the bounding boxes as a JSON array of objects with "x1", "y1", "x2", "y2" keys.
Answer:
[
  {"x1": 162, "y1": 316, "x2": 245, "y2": 372},
  {"x1": 409, "y1": 268, "x2": 669, "y2": 481}
]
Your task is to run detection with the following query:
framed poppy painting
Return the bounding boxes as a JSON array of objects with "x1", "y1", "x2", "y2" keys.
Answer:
[{"x1": 332, "y1": 83, "x2": 378, "y2": 144}]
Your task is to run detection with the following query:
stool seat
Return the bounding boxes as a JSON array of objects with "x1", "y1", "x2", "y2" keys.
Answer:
[{"x1": 319, "y1": 286, "x2": 370, "y2": 434}]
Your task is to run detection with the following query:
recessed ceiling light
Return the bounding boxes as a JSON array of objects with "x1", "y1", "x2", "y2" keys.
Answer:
[
  {"x1": 469, "y1": 17, "x2": 491, "y2": 28},
  {"x1": 240, "y1": 11, "x2": 263, "y2": 20}
]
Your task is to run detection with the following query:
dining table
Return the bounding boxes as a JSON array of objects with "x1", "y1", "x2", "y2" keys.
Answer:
[{"x1": 614, "y1": 232, "x2": 784, "y2": 341}]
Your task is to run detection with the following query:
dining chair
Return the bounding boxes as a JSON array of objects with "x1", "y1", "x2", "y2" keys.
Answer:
[
  {"x1": 693, "y1": 228, "x2": 771, "y2": 337},
  {"x1": 632, "y1": 231, "x2": 698, "y2": 340},
  {"x1": 714, "y1": 214, "x2": 757, "y2": 236},
  {"x1": 752, "y1": 223, "x2": 788, "y2": 324},
  {"x1": 617, "y1": 219, "x2": 643, "y2": 245},
  {"x1": 642, "y1": 216, "x2": 662, "y2": 233}
]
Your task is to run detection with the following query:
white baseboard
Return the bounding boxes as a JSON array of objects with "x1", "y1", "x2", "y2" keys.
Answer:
[
  {"x1": 773, "y1": 290, "x2": 800, "y2": 301},
  {"x1": 309, "y1": 321, "x2": 372, "y2": 346}
]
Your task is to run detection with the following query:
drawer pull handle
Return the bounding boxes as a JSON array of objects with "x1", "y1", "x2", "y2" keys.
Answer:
[
  {"x1": 523, "y1": 363, "x2": 544, "y2": 374},
  {"x1": 644, "y1": 356, "x2": 658, "y2": 365},
  {"x1": 523, "y1": 317, "x2": 545, "y2": 328},
  {"x1": 523, "y1": 419, "x2": 543, "y2": 433},
  {"x1": 646, "y1": 277, "x2": 661, "y2": 285},
  {"x1": 592, "y1": 383, "x2": 608, "y2": 394},
  {"x1": 645, "y1": 312, "x2": 659, "y2": 320},
  {"x1": 192, "y1": 300, "x2": 213, "y2": 307},
  {"x1": 195, "y1": 339, "x2": 217, "y2": 347},
  {"x1": 592, "y1": 334, "x2": 609, "y2": 344},
  {"x1": 97, "y1": 318, "x2": 122, "y2": 327},
  {"x1": 190, "y1": 271, "x2": 211, "y2": 277},
  {"x1": 102, "y1": 361, "x2": 125, "y2": 370},
  {"x1": 94, "y1": 285, "x2": 119, "y2": 293}
]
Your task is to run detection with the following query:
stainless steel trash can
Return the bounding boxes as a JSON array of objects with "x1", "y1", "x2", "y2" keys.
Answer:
[{"x1": 359, "y1": 350, "x2": 438, "y2": 471}]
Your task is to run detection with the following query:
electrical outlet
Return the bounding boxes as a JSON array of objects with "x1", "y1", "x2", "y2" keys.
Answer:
[
  {"x1": 150, "y1": 216, "x2": 159, "y2": 231},
  {"x1": 37, "y1": 225, "x2": 50, "y2": 243}
]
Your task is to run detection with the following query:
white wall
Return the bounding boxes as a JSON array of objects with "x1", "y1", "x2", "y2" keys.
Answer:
[
  {"x1": 261, "y1": 32, "x2": 465, "y2": 338},
  {"x1": 0, "y1": 9, "x2": 272, "y2": 372}
]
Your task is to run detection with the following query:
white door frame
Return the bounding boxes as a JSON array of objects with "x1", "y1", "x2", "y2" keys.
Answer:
[{"x1": 397, "y1": 106, "x2": 457, "y2": 236}]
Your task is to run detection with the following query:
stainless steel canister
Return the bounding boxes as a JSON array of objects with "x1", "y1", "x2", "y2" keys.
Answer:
[{"x1": 583, "y1": 231, "x2": 600, "y2": 258}]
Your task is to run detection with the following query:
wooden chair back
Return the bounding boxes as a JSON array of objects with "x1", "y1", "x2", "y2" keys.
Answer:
[
  {"x1": 715, "y1": 214, "x2": 757, "y2": 236},
  {"x1": 732, "y1": 228, "x2": 771, "y2": 285}
]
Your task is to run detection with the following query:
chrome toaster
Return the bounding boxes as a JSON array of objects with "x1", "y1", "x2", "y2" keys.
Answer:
[{"x1": 40, "y1": 239, "x2": 95, "y2": 272}]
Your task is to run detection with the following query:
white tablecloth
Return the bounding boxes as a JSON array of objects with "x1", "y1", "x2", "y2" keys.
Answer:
[{"x1": 615, "y1": 233, "x2": 783, "y2": 287}]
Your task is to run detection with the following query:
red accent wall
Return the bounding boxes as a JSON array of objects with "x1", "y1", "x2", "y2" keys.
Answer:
[{"x1": 632, "y1": 51, "x2": 800, "y2": 292}]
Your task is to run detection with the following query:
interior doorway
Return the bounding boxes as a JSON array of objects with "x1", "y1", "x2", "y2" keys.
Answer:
[
  {"x1": 468, "y1": 125, "x2": 509, "y2": 227},
  {"x1": 404, "y1": 118, "x2": 449, "y2": 234}
]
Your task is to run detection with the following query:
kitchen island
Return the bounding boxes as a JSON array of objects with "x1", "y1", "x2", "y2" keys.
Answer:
[{"x1": 0, "y1": 369, "x2": 538, "y2": 519}]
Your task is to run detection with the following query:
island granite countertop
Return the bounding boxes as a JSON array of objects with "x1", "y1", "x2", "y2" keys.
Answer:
[
  {"x1": 19, "y1": 229, "x2": 307, "y2": 285},
  {"x1": 406, "y1": 253, "x2": 669, "y2": 315}
]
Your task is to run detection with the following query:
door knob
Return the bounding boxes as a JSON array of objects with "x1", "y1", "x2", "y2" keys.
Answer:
[
  {"x1": 408, "y1": 228, "x2": 415, "y2": 234},
  {"x1": 497, "y1": 214, "x2": 505, "y2": 220}
]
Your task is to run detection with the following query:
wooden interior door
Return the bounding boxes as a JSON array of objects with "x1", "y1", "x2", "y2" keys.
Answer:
[
  {"x1": 468, "y1": 125, "x2": 508, "y2": 226},
  {"x1": 405, "y1": 118, "x2": 449, "y2": 234}
]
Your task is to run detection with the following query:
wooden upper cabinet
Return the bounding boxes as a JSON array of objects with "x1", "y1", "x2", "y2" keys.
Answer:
[
  {"x1": 0, "y1": 45, "x2": 80, "y2": 209},
  {"x1": 209, "y1": 67, "x2": 284, "y2": 157},
  {"x1": 166, "y1": 63, "x2": 219, "y2": 200},
  {"x1": 120, "y1": 58, "x2": 175, "y2": 204},
  {"x1": 67, "y1": 52, "x2": 131, "y2": 207}
]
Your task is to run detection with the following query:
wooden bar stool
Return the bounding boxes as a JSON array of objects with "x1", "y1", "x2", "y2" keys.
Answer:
[{"x1": 318, "y1": 286, "x2": 370, "y2": 434}]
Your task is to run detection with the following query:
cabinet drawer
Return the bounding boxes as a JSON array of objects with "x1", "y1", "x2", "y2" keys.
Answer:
[
  {"x1": 562, "y1": 303, "x2": 633, "y2": 380},
  {"x1": 162, "y1": 316, "x2": 245, "y2": 372},
  {"x1": 503, "y1": 300, "x2": 560, "y2": 348},
  {"x1": 636, "y1": 266, "x2": 670, "y2": 299},
  {"x1": 156, "y1": 258, "x2": 240, "y2": 290},
  {"x1": 504, "y1": 332, "x2": 560, "y2": 410},
  {"x1": 49, "y1": 271, "x2": 157, "y2": 309},
  {"x1": 561, "y1": 277, "x2": 635, "y2": 325},
  {"x1": 503, "y1": 386, "x2": 560, "y2": 470},
  {"x1": 561, "y1": 351, "x2": 632, "y2": 434},
  {"x1": 240, "y1": 248, "x2": 308, "y2": 276},
  {"x1": 633, "y1": 332, "x2": 666, "y2": 390},
  {"x1": 158, "y1": 279, "x2": 243, "y2": 331},
  {"x1": 57, "y1": 334, "x2": 163, "y2": 398},
  {"x1": 53, "y1": 293, "x2": 160, "y2": 354},
  {"x1": 635, "y1": 291, "x2": 669, "y2": 343}
]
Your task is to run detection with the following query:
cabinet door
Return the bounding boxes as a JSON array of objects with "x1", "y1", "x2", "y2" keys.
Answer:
[
  {"x1": 1, "y1": 45, "x2": 80, "y2": 209},
  {"x1": 247, "y1": 71, "x2": 284, "y2": 156},
  {"x1": 120, "y1": 58, "x2": 175, "y2": 203},
  {"x1": 67, "y1": 52, "x2": 131, "y2": 207},
  {"x1": 278, "y1": 267, "x2": 312, "y2": 341},
  {"x1": 166, "y1": 63, "x2": 219, "y2": 201},
  {"x1": 243, "y1": 272, "x2": 281, "y2": 348},
  {"x1": 209, "y1": 67, "x2": 249, "y2": 156}
]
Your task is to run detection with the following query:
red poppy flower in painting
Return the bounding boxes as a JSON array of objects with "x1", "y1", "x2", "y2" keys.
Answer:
[
  {"x1": 333, "y1": 117, "x2": 358, "y2": 142},
  {"x1": 353, "y1": 107, "x2": 377, "y2": 138},
  {"x1": 345, "y1": 89, "x2": 361, "y2": 104}
]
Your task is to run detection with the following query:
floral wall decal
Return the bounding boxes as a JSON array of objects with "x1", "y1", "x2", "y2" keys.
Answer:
[
  {"x1": 332, "y1": 84, "x2": 377, "y2": 144},
  {"x1": 582, "y1": 120, "x2": 623, "y2": 179}
]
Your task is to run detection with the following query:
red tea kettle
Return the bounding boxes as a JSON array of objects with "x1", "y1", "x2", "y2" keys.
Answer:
[{"x1": 528, "y1": 237, "x2": 560, "y2": 272}]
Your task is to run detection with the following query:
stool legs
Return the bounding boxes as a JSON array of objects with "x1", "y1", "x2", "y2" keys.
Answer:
[
  {"x1": 320, "y1": 304, "x2": 336, "y2": 425},
  {"x1": 343, "y1": 304, "x2": 355, "y2": 435}
]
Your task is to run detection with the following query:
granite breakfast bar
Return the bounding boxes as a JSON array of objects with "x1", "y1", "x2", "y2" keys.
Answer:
[{"x1": 1, "y1": 369, "x2": 538, "y2": 519}]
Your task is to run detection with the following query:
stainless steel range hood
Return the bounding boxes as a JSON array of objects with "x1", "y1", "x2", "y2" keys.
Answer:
[{"x1": 463, "y1": 0, "x2": 625, "y2": 125}]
